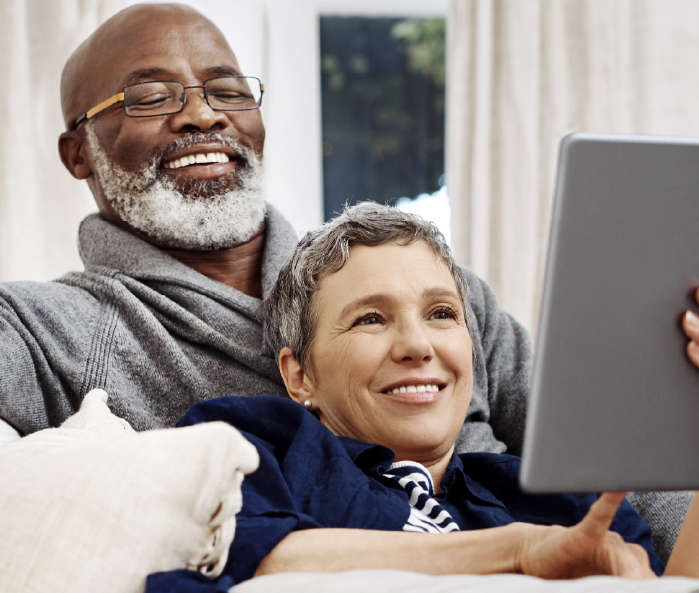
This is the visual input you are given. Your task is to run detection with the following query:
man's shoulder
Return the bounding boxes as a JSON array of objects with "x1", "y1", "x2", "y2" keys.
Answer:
[
  {"x1": 0, "y1": 275, "x2": 104, "y2": 312},
  {"x1": 457, "y1": 265, "x2": 497, "y2": 316},
  {"x1": 0, "y1": 275, "x2": 110, "y2": 340}
]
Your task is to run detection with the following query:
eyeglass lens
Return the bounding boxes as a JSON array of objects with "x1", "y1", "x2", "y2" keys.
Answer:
[{"x1": 123, "y1": 76, "x2": 261, "y2": 116}]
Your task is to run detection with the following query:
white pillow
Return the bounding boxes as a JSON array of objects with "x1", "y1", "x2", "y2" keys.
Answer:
[
  {"x1": 0, "y1": 418, "x2": 21, "y2": 443},
  {"x1": 0, "y1": 389, "x2": 259, "y2": 593}
]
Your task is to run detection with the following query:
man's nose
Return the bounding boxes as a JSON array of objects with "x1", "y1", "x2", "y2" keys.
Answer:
[
  {"x1": 390, "y1": 319, "x2": 434, "y2": 364},
  {"x1": 169, "y1": 87, "x2": 229, "y2": 132}
]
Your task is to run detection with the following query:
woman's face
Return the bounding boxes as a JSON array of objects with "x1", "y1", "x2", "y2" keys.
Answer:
[{"x1": 302, "y1": 241, "x2": 473, "y2": 465}]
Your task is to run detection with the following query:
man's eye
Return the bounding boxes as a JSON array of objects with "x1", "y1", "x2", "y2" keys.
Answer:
[
  {"x1": 430, "y1": 307, "x2": 458, "y2": 321},
  {"x1": 353, "y1": 312, "x2": 383, "y2": 326},
  {"x1": 211, "y1": 90, "x2": 249, "y2": 103},
  {"x1": 129, "y1": 94, "x2": 171, "y2": 108}
]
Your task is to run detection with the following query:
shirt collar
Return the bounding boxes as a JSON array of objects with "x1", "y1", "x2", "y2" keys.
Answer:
[
  {"x1": 339, "y1": 438, "x2": 507, "y2": 509},
  {"x1": 339, "y1": 436, "x2": 396, "y2": 474}
]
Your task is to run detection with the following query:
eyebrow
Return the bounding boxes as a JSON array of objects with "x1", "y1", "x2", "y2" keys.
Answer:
[
  {"x1": 123, "y1": 67, "x2": 177, "y2": 86},
  {"x1": 338, "y1": 287, "x2": 462, "y2": 319},
  {"x1": 122, "y1": 65, "x2": 242, "y2": 87},
  {"x1": 204, "y1": 64, "x2": 243, "y2": 77}
]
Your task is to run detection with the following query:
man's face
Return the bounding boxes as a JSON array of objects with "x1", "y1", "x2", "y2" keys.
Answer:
[{"x1": 77, "y1": 8, "x2": 267, "y2": 249}]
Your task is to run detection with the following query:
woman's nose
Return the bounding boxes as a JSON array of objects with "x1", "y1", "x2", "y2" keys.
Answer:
[{"x1": 390, "y1": 320, "x2": 434, "y2": 364}]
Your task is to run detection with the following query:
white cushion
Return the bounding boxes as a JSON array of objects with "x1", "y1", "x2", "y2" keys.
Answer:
[
  {"x1": 232, "y1": 570, "x2": 699, "y2": 593},
  {"x1": 0, "y1": 389, "x2": 259, "y2": 593},
  {"x1": 0, "y1": 417, "x2": 21, "y2": 443}
]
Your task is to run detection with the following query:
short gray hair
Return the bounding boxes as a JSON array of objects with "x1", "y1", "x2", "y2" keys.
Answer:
[{"x1": 263, "y1": 201, "x2": 468, "y2": 368}]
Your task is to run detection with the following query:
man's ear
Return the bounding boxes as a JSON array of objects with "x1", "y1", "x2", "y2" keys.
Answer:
[
  {"x1": 58, "y1": 130, "x2": 92, "y2": 179},
  {"x1": 278, "y1": 347, "x2": 315, "y2": 406}
]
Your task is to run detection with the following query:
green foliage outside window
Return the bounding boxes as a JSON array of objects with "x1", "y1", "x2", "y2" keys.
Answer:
[{"x1": 321, "y1": 17, "x2": 445, "y2": 219}]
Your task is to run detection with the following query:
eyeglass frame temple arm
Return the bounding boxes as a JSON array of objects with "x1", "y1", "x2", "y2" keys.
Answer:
[{"x1": 71, "y1": 92, "x2": 125, "y2": 130}]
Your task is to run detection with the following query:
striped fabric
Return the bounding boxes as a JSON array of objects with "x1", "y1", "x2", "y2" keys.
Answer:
[{"x1": 382, "y1": 460, "x2": 460, "y2": 533}]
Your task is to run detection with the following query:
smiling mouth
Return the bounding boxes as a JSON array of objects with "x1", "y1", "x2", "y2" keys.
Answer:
[
  {"x1": 380, "y1": 383, "x2": 446, "y2": 405},
  {"x1": 163, "y1": 151, "x2": 231, "y2": 169},
  {"x1": 383, "y1": 383, "x2": 443, "y2": 395}
]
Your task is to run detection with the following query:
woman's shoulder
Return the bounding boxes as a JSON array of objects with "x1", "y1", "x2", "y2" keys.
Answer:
[
  {"x1": 177, "y1": 395, "x2": 334, "y2": 451},
  {"x1": 179, "y1": 394, "x2": 306, "y2": 426}
]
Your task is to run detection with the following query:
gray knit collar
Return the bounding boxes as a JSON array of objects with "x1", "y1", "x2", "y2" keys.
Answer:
[{"x1": 77, "y1": 202, "x2": 298, "y2": 300}]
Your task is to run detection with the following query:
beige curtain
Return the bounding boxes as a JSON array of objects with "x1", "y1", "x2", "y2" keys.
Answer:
[
  {"x1": 447, "y1": 0, "x2": 699, "y2": 335},
  {"x1": 0, "y1": 0, "x2": 126, "y2": 282}
]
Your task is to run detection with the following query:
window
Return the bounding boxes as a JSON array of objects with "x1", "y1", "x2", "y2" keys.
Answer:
[{"x1": 320, "y1": 15, "x2": 450, "y2": 241}]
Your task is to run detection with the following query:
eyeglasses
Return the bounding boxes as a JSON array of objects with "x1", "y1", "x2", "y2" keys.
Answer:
[{"x1": 70, "y1": 75, "x2": 264, "y2": 130}]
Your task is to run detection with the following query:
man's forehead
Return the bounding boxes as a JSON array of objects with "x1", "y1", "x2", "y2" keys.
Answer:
[
  {"x1": 96, "y1": 16, "x2": 239, "y2": 89},
  {"x1": 62, "y1": 4, "x2": 240, "y2": 123}
]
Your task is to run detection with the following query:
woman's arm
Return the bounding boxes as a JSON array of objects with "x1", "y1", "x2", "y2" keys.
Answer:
[
  {"x1": 255, "y1": 493, "x2": 655, "y2": 579},
  {"x1": 256, "y1": 524, "x2": 520, "y2": 576},
  {"x1": 664, "y1": 492, "x2": 699, "y2": 576}
]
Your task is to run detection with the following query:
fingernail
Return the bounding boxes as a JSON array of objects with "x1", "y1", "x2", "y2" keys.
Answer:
[{"x1": 685, "y1": 310, "x2": 699, "y2": 331}]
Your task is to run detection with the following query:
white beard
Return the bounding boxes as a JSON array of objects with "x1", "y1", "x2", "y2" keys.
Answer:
[{"x1": 84, "y1": 122, "x2": 266, "y2": 250}]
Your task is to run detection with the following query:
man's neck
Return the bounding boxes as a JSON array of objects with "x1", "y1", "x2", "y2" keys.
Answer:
[{"x1": 166, "y1": 228, "x2": 267, "y2": 297}]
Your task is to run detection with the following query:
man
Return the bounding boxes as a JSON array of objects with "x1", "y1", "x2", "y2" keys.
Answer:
[
  {"x1": 0, "y1": 2, "x2": 696, "y2": 562},
  {"x1": 1, "y1": 2, "x2": 526, "y2": 452}
]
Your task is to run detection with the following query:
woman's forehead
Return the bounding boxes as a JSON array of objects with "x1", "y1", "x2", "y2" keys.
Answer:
[{"x1": 314, "y1": 241, "x2": 459, "y2": 311}]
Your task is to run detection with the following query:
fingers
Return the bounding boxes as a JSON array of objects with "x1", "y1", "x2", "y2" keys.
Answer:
[
  {"x1": 605, "y1": 539, "x2": 656, "y2": 579},
  {"x1": 684, "y1": 310, "x2": 699, "y2": 340},
  {"x1": 627, "y1": 543, "x2": 657, "y2": 579},
  {"x1": 688, "y1": 340, "x2": 699, "y2": 367},
  {"x1": 578, "y1": 492, "x2": 626, "y2": 539},
  {"x1": 683, "y1": 309, "x2": 699, "y2": 366}
]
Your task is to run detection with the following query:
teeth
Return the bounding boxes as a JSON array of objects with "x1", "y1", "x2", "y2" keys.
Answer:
[
  {"x1": 386, "y1": 384, "x2": 440, "y2": 395},
  {"x1": 164, "y1": 152, "x2": 230, "y2": 169}
]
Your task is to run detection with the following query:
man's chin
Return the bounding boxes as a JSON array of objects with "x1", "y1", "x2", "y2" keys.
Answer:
[{"x1": 163, "y1": 172, "x2": 244, "y2": 199}]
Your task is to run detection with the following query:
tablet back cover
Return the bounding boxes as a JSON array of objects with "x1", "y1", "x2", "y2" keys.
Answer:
[{"x1": 520, "y1": 133, "x2": 699, "y2": 493}]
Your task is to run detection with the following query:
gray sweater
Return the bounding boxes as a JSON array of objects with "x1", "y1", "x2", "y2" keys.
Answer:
[
  {"x1": 0, "y1": 205, "x2": 529, "y2": 451},
  {"x1": 0, "y1": 204, "x2": 689, "y2": 561}
]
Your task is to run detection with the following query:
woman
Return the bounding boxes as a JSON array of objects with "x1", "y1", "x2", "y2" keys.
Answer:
[{"x1": 171, "y1": 202, "x2": 698, "y2": 587}]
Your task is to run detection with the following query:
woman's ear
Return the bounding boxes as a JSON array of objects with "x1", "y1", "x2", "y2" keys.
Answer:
[
  {"x1": 278, "y1": 347, "x2": 315, "y2": 406},
  {"x1": 58, "y1": 130, "x2": 92, "y2": 180}
]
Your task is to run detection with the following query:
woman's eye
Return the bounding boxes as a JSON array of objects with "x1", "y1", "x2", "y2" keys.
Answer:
[
  {"x1": 353, "y1": 312, "x2": 383, "y2": 326},
  {"x1": 430, "y1": 307, "x2": 458, "y2": 321}
]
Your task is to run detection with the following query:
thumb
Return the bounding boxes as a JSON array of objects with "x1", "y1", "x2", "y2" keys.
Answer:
[{"x1": 577, "y1": 492, "x2": 626, "y2": 539}]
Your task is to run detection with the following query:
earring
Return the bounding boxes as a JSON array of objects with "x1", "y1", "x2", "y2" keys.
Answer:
[{"x1": 303, "y1": 400, "x2": 313, "y2": 410}]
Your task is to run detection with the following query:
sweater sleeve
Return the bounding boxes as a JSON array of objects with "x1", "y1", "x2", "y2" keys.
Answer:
[
  {"x1": 0, "y1": 309, "x2": 44, "y2": 434},
  {"x1": 0, "y1": 283, "x2": 91, "y2": 434},
  {"x1": 456, "y1": 267, "x2": 532, "y2": 455}
]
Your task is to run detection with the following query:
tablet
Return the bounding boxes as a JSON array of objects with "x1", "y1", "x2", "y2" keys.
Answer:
[{"x1": 520, "y1": 133, "x2": 699, "y2": 493}]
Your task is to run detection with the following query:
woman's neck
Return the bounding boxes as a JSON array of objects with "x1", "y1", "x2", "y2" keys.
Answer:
[
  {"x1": 424, "y1": 452, "x2": 453, "y2": 494},
  {"x1": 397, "y1": 446, "x2": 454, "y2": 494},
  {"x1": 166, "y1": 227, "x2": 266, "y2": 297}
]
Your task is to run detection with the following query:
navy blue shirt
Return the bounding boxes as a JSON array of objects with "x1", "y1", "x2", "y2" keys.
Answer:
[{"x1": 146, "y1": 396, "x2": 662, "y2": 591}]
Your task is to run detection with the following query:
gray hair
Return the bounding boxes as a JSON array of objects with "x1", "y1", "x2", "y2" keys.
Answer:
[{"x1": 262, "y1": 201, "x2": 469, "y2": 368}]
